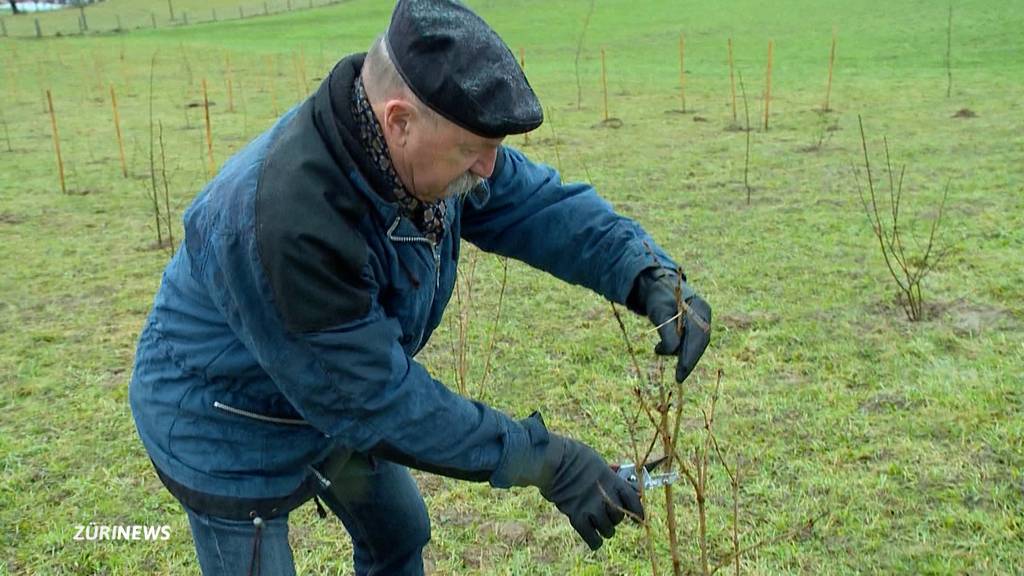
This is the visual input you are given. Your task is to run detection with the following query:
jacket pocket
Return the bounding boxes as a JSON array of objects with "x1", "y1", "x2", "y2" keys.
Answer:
[{"x1": 213, "y1": 401, "x2": 310, "y2": 426}]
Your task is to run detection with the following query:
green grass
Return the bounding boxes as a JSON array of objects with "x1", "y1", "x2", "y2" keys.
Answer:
[{"x1": 1, "y1": 0, "x2": 1022, "y2": 573}]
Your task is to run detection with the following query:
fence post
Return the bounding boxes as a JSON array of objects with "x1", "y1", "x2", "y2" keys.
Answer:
[
  {"x1": 182, "y1": 11, "x2": 189, "y2": 25},
  {"x1": 116, "y1": 15, "x2": 122, "y2": 31},
  {"x1": 79, "y1": 6, "x2": 88, "y2": 31},
  {"x1": 46, "y1": 90, "x2": 67, "y2": 195},
  {"x1": 35, "y1": 18, "x2": 42, "y2": 38},
  {"x1": 264, "y1": 2, "x2": 269, "y2": 16},
  {"x1": 239, "y1": 6, "x2": 244, "y2": 19},
  {"x1": 168, "y1": 0, "x2": 175, "y2": 21},
  {"x1": 212, "y1": 8, "x2": 218, "y2": 21},
  {"x1": 0, "y1": 17, "x2": 6, "y2": 38},
  {"x1": 152, "y1": 12, "x2": 157, "y2": 29},
  {"x1": 287, "y1": 0, "x2": 292, "y2": 10}
]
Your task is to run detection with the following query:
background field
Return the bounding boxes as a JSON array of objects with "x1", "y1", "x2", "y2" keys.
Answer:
[{"x1": 1, "y1": 0, "x2": 1022, "y2": 574}]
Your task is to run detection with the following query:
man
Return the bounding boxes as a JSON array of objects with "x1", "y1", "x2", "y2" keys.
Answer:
[{"x1": 128, "y1": 1, "x2": 711, "y2": 574}]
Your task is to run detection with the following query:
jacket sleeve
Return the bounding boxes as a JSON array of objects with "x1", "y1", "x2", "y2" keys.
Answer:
[
  {"x1": 203, "y1": 226, "x2": 538, "y2": 488},
  {"x1": 461, "y1": 146, "x2": 678, "y2": 304}
]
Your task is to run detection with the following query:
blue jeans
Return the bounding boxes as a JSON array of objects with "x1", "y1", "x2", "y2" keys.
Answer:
[{"x1": 184, "y1": 453, "x2": 430, "y2": 575}]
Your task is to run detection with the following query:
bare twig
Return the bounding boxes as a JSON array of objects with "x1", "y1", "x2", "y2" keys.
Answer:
[
  {"x1": 709, "y1": 511, "x2": 829, "y2": 576},
  {"x1": 157, "y1": 122, "x2": 176, "y2": 256},
  {"x1": 574, "y1": 0, "x2": 595, "y2": 111},
  {"x1": 147, "y1": 53, "x2": 164, "y2": 246},
  {"x1": 739, "y1": 71, "x2": 752, "y2": 205}
]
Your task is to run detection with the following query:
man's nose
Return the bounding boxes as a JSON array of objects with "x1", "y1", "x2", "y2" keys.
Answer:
[{"x1": 470, "y1": 148, "x2": 499, "y2": 179}]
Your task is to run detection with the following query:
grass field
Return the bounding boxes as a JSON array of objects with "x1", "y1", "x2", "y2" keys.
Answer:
[{"x1": 1, "y1": 0, "x2": 1022, "y2": 574}]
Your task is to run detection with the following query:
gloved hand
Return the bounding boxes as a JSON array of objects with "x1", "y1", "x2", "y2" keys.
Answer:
[
  {"x1": 504, "y1": 414, "x2": 644, "y2": 550},
  {"x1": 629, "y1": 267, "x2": 712, "y2": 383}
]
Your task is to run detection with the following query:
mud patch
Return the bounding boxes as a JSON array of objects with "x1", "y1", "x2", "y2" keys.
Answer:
[
  {"x1": 0, "y1": 212, "x2": 25, "y2": 225},
  {"x1": 859, "y1": 391, "x2": 915, "y2": 414},
  {"x1": 720, "y1": 310, "x2": 778, "y2": 331},
  {"x1": 591, "y1": 117, "x2": 623, "y2": 129},
  {"x1": 941, "y1": 298, "x2": 1015, "y2": 335},
  {"x1": 481, "y1": 520, "x2": 532, "y2": 545}
]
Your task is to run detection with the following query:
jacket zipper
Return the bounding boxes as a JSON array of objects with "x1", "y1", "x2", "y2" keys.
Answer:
[
  {"x1": 386, "y1": 217, "x2": 441, "y2": 352},
  {"x1": 213, "y1": 401, "x2": 310, "y2": 426}
]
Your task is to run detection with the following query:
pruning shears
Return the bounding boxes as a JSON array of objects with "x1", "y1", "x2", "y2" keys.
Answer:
[{"x1": 611, "y1": 456, "x2": 679, "y2": 491}]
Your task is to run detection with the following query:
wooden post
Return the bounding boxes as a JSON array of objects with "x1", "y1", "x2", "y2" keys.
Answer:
[
  {"x1": 182, "y1": 11, "x2": 189, "y2": 25},
  {"x1": 946, "y1": 4, "x2": 953, "y2": 98},
  {"x1": 678, "y1": 32, "x2": 686, "y2": 113},
  {"x1": 1, "y1": 107, "x2": 12, "y2": 152},
  {"x1": 824, "y1": 29, "x2": 836, "y2": 111},
  {"x1": 152, "y1": 12, "x2": 158, "y2": 29},
  {"x1": 296, "y1": 50, "x2": 307, "y2": 96},
  {"x1": 46, "y1": 90, "x2": 67, "y2": 195},
  {"x1": 600, "y1": 47, "x2": 609, "y2": 122},
  {"x1": 239, "y1": 6, "x2": 245, "y2": 19},
  {"x1": 116, "y1": 15, "x2": 122, "y2": 31},
  {"x1": 111, "y1": 86, "x2": 128, "y2": 178},
  {"x1": 519, "y1": 47, "x2": 528, "y2": 145},
  {"x1": 728, "y1": 38, "x2": 737, "y2": 124},
  {"x1": 264, "y1": 2, "x2": 269, "y2": 16},
  {"x1": 35, "y1": 18, "x2": 42, "y2": 38},
  {"x1": 763, "y1": 40, "x2": 773, "y2": 131},
  {"x1": 212, "y1": 8, "x2": 218, "y2": 21},
  {"x1": 226, "y1": 53, "x2": 235, "y2": 112},
  {"x1": 79, "y1": 6, "x2": 88, "y2": 32},
  {"x1": 202, "y1": 79, "x2": 215, "y2": 178},
  {"x1": 287, "y1": 0, "x2": 292, "y2": 10},
  {"x1": 168, "y1": 0, "x2": 175, "y2": 21}
]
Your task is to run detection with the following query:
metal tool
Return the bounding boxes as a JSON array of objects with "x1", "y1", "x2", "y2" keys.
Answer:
[{"x1": 612, "y1": 456, "x2": 679, "y2": 490}]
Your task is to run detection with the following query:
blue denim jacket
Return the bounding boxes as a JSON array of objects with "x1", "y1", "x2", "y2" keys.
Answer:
[{"x1": 128, "y1": 55, "x2": 675, "y2": 502}]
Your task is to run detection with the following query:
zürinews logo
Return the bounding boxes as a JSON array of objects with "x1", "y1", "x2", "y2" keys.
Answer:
[{"x1": 73, "y1": 524, "x2": 172, "y2": 542}]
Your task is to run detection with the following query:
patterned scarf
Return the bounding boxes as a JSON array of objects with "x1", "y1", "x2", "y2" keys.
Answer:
[{"x1": 351, "y1": 76, "x2": 447, "y2": 245}]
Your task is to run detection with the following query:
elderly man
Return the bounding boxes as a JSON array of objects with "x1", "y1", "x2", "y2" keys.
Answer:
[{"x1": 129, "y1": 0, "x2": 711, "y2": 574}]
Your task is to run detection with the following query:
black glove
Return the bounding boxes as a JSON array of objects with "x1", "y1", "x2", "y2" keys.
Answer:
[
  {"x1": 628, "y1": 267, "x2": 712, "y2": 383},
  {"x1": 505, "y1": 414, "x2": 644, "y2": 550}
]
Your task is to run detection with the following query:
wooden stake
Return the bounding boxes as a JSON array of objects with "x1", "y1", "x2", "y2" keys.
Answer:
[
  {"x1": 226, "y1": 53, "x2": 235, "y2": 113},
  {"x1": 299, "y1": 49, "x2": 309, "y2": 94},
  {"x1": 946, "y1": 4, "x2": 953, "y2": 98},
  {"x1": 46, "y1": 90, "x2": 67, "y2": 194},
  {"x1": 728, "y1": 38, "x2": 737, "y2": 124},
  {"x1": 600, "y1": 47, "x2": 609, "y2": 122},
  {"x1": 110, "y1": 86, "x2": 128, "y2": 178},
  {"x1": 824, "y1": 29, "x2": 836, "y2": 111},
  {"x1": 168, "y1": 0, "x2": 175, "y2": 21},
  {"x1": 1, "y1": 107, "x2": 12, "y2": 152},
  {"x1": 202, "y1": 79, "x2": 215, "y2": 178},
  {"x1": 679, "y1": 32, "x2": 686, "y2": 113},
  {"x1": 763, "y1": 40, "x2": 773, "y2": 131}
]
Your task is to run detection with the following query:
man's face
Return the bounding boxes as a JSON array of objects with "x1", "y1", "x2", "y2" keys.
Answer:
[{"x1": 380, "y1": 99, "x2": 504, "y2": 203}]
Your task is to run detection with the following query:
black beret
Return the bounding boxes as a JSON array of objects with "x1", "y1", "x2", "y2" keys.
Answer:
[{"x1": 385, "y1": 0, "x2": 543, "y2": 138}]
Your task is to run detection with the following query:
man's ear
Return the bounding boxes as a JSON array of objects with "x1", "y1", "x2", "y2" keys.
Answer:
[{"x1": 382, "y1": 100, "x2": 415, "y2": 147}]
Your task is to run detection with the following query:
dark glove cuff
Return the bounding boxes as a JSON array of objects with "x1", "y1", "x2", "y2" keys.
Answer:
[
  {"x1": 626, "y1": 266, "x2": 693, "y2": 316},
  {"x1": 489, "y1": 411, "x2": 553, "y2": 489}
]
